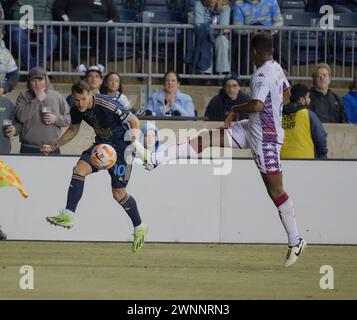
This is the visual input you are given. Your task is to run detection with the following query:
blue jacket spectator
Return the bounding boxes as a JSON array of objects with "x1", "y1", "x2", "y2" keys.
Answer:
[
  {"x1": 0, "y1": 39, "x2": 19, "y2": 94},
  {"x1": 343, "y1": 74, "x2": 357, "y2": 123},
  {"x1": 344, "y1": 91, "x2": 357, "y2": 123},
  {"x1": 193, "y1": 0, "x2": 231, "y2": 74},
  {"x1": 231, "y1": 0, "x2": 286, "y2": 74},
  {"x1": 145, "y1": 71, "x2": 196, "y2": 117},
  {"x1": 233, "y1": 0, "x2": 283, "y2": 28}
]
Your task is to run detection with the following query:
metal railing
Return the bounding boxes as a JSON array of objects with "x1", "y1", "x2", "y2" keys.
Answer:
[{"x1": 1, "y1": 20, "x2": 356, "y2": 83}]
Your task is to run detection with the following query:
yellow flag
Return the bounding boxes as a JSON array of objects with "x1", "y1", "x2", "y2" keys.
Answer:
[{"x1": 0, "y1": 160, "x2": 29, "y2": 199}]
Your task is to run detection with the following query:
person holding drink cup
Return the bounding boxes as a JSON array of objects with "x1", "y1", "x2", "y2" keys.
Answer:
[
  {"x1": 0, "y1": 95, "x2": 21, "y2": 154},
  {"x1": 15, "y1": 67, "x2": 71, "y2": 154}
]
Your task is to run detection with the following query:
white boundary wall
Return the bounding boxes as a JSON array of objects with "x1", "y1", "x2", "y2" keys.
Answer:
[{"x1": 0, "y1": 156, "x2": 356, "y2": 244}]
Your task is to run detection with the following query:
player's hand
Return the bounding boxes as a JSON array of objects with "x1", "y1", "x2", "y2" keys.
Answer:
[
  {"x1": 224, "y1": 111, "x2": 236, "y2": 129},
  {"x1": 34, "y1": 88, "x2": 47, "y2": 102},
  {"x1": 41, "y1": 144, "x2": 54, "y2": 156},
  {"x1": 5, "y1": 125, "x2": 16, "y2": 137}
]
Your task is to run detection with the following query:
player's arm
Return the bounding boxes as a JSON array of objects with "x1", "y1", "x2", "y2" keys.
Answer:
[
  {"x1": 127, "y1": 113, "x2": 140, "y2": 143},
  {"x1": 283, "y1": 88, "x2": 291, "y2": 105},
  {"x1": 224, "y1": 100, "x2": 264, "y2": 128},
  {"x1": 41, "y1": 126, "x2": 80, "y2": 156},
  {"x1": 232, "y1": 100, "x2": 264, "y2": 113}
]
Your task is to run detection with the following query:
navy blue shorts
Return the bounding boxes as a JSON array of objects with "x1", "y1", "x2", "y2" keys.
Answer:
[{"x1": 79, "y1": 144, "x2": 134, "y2": 189}]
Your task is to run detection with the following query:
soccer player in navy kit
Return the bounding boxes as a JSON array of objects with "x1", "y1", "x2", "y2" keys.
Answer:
[{"x1": 41, "y1": 80, "x2": 148, "y2": 253}]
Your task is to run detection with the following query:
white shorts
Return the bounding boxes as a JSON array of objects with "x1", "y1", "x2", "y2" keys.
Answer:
[{"x1": 228, "y1": 120, "x2": 282, "y2": 175}]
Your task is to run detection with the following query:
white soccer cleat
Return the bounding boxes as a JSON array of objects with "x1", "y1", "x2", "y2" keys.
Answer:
[{"x1": 284, "y1": 238, "x2": 307, "y2": 267}]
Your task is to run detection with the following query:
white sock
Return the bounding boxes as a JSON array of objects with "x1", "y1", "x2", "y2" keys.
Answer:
[
  {"x1": 134, "y1": 223, "x2": 143, "y2": 232},
  {"x1": 154, "y1": 141, "x2": 199, "y2": 164},
  {"x1": 275, "y1": 194, "x2": 300, "y2": 246},
  {"x1": 65, "y1": 209, "x2": 75, "y2": 216}
]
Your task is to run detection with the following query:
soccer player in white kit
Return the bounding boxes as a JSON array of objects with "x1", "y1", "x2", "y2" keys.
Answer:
[{"x1": 140, "y1": 33, "x2": 306, "y2": 267}]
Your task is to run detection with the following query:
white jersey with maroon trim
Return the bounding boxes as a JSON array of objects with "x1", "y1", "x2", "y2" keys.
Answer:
[{"x1": 249, "y1": 60, "x2": 290, "y2": 145}]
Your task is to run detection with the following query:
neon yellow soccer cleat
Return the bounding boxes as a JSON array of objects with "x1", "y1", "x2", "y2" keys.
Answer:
[
  {"x1": 46, "y1": 210, "x2": 74, "y2": 229},
  {"x1": 132, "y1": 223, "x2": 148, "y2": 253}
]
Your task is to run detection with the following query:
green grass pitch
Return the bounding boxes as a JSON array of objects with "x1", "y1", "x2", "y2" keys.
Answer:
[{"x1": 0, "y1": 241, "x2": 356, "y2": 300}]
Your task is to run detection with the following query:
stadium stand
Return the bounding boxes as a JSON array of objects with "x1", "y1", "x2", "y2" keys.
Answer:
[
  {"x1": 283, "y1": 12, "x2": 324, "y2": 65},
  {"x1": 332, "y1": 12, "x2": 357, "y2": 65},
  {"x1": 280, "y1": 0, "x2": 307, "y2": 13}
]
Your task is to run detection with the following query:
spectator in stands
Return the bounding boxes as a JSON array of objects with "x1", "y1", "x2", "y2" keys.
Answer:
[
  {"x1": 192, "y1": 0, "x2": 231, "y2": 74},
  {"x1": 141, "y1": 122, "x2": 167, "y2": 154},
  {"x1": 232, "y1": 0, "x2": 285, "y2": 74},
  {"x1": 67, "y1": 65, "x2": 104, "y2": 107},
  {"x1": 310, "y1": 64, "x2": 347, "y2": 123},
  {"x1": 83, "y1": 65, "x2": 103, "y2": 94},
  {"x1": 100, "y1": 72, "x2": 129, "y2": 108},
  {"x1": 1, "y1": 0, "x2": 13, "y2": 18},
  {"x1": 10, "y1": 0, "x2": 58, "y2": 70},
  {"x1": 0, "y1": 1, "x2": 3, "y2": 17},
  {"x1": 15, "y1": 67, "x2": 71, "y2": 154},
  {"x1": 204, "y1": 74, "x2": 249, "y2": 121},
  {"x1": 0, "y1": 1, "x2": 4, "y2": 40},
  {"x1": 144, "y1": 71, "x2": 196, "y2": 117},
  {"x1": 0, "y1": 95, "x2": 22, "y2": 154},
  {"x1": 281, "y1": 84, "x2": 328, "y2": 159},
  {"x1": 53, "y1": 0, "x2": 118, "y2": 71},
  {"x1": 0, "y1": 35, "x2": 19, "y2": 95},
  {"x1": 343, "y1": 72, "x2": 357, "y2": 124}
]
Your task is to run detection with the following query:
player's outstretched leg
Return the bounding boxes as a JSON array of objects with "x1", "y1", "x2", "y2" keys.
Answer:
[
  {"x1": 113, "y1": 188, "x2": 148, "y2": 253},
  {"x1": 137, "y1": 128, "x2": 228, "y2": 171},
  {"x1": 46, "y1": 161, "x2": 91, "y2": 229},
  {"x1": 261, "y1": 172, "x2": 306, "y2": 267}
]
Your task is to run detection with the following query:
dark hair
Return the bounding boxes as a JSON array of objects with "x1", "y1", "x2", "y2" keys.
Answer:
[
  {"x1": 164, "y1": 71, "x2": 180, "y2": 83},
  {"x1": 223, "y1": 73, "x2": 241, "y2": 87},
  {"x1": 100, "y1": 72, "x2": 123, "y2": 95},
  {"x1": 251, "y1": 32, "x2": 274, "y2": 55},
  {"x1": 71, "y1": 80, "x2": 91, "y2": 94},
  {"x1": 290, "y1": 84, "x2": 310, "y2": 103}
]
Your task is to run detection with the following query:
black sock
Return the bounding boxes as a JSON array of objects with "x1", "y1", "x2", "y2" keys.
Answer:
[
  {"x1": 118, "y1": 194, "x2": 142, "y2": 227},
  {"x1": 65, "y1": 174, "x2": 85, "y2": 213}
]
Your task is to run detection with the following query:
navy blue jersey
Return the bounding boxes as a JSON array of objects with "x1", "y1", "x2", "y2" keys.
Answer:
[{"x1": 70, "y1": 94, "x2": 132, "y2": 150}]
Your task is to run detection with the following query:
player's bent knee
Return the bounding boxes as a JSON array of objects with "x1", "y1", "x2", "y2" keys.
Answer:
[
  {"x1": 269, "y1": 187, "x2": 285, "y2": 201},
  {"x1": 112, "y1": 189, "x2": 127, "y2": 202},
  {"x1": 73, "y1": 161, "x2": 92, "y2": 177}
]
